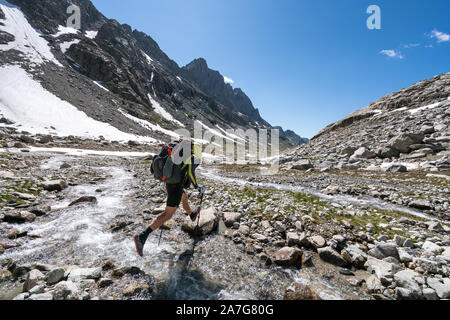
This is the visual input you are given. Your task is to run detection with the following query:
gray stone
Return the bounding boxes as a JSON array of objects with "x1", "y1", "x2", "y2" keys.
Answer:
[
  {"x1": 182, "y1": 207, "x2": 218, "y2": 236},
  {"x1": 309, "y1": 235, "x2": 326, "y2": 249},
  {"x1": 23, "y1": 269, "x2": 45, "y2": 292},
  {"x1": 272, "y1": 247, "x2": 302, "y2": 267},
  {"x1": 426, "y1": 277, "x2": 450, "y2": 299},
  {"x1": 365, "y1": 257, "x2": 401, "y2": 280},
  {"x1": 42, "y1": 180, "x2": 68, "y2": 192},
  {"x1": 251, "y1": 233, "x2": 269, "y2": 243},
  {"x1": 53, "y1": 281, "x2": 80, "y2": 300},
  {"x1": 68, "y1": 267, "x2": 102, "y2": 282},
  {"x1": 291, "y1": 159, "x2": 313, "y2": 171},
  {"x1": 318, "y1": 247, "x2": 347, "y2": 267},
  {"x1": 422, "y1": 241, "x2": 443, "y2": 255},
  {"x1": 27, "y1": 293, "x2": 53, "y2": 300},
  {"x1": 397, "y1": 247, "x2": 414, "y2": 263},
  {"x1": 422, "y1": 288, "x2": 439, "y2": 300},
  {"x1": 351, "y1": 147, "x2": 376, "y2": 159},
  {"x1": 395, "y1": 287, "x2": 415, "y2": 300},
  {"x1": 428, "y1": 222, "x2": 445, "y2": 233},
  {"x1": 366, "y1": 275, "x2": 383, "y2": 293},
  {"x1": 46, "y1": 267, "x2": 65, "y2": 285},
  {"x1": 223, "y1": 212, "x2": 241, "y2": 228},
  {"x1": 286, "y1": 232, "x2": 301, "y2": 247},
  {"x1": 394, "y1": 269, "x2": 422, "y2": 298}
]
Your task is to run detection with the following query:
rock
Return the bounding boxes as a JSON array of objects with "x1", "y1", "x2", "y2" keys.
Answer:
[
  {"x1": 3, "y1": 211, "x2": 36, "y2": 224},
  {"x1": 69, "y1": 196, "x2": 97, "y2": 207},
  {"x1": 366, "y1": 275, "x2": 383, "y2": 293},
  {"x1": 46, "y1": 267, "x2": 66, "y2": 285},
  {"x1": 403, "y1": 239, "x2": 414, "y2": 248},
  {"x1": 273, "y1": 221, "x2": 286, "y2": 233},
  {"x1": 422, "y1": 288, "x2": 439, "y2": 300},
  {"x1": 0, "y1": 245, "x2": 4, "y2": 255},
  {"x1": 0, "y1": 239, "x2": 21, "y2": 249},
  {"x1": 102, "y1": 260, "x2": 119, "y2": 271},
  {"x1": 27, "y1": 293, "x2": 53, "y2": 300},
  {"x1": 161, "y1": 219, "x2": 176, "y2": 230},
  {"x1": 427, "y1": 222, "x2": 445, "y2": 233},
  {"x1": 395, "y1": 287, "x2": 415, "y2": 300},
  {"x1": 53, "y1": 281, "x2": 80, "y2": 300},
  {"x1": 42, "y1": 180, "x2": 68, "y2": 192},
  {"x1": 286, "y1": 232, "x2": 301, "y2": 247},
  {"x1": 23, "y1": 269, "x2": 45, "y2": 292},
  {"x1": 409, "y1": 199, "x2": 433, "y2": 211},
  {"x1": 39, "y1": 135, "x2": 53, "y2": 144},
  {"x1": 394, "y1": 235, "x2": 406, "y2": 247},
  {"x1": 291, "y1": 159, "x2": 313, "y2": 171},
  {"x1": 112, "y1": 266, "x2": 143, "y2": 277},
  {"x1": 98, "y1": 278, "x2": 114, "y2": 288},
  {"x1": 394, "y1": 269, "x2": 422, "y2": 298},
  {"x1": 384, "y1": 164, "x2": 407, "y2": 173},
  {"x1": 251, "y1": 233, "x2": 269, "y2": 243},
  {"x1": 422, "y1": 241, "x2": 443, "y2": 255},
  {"x1": 426, "y1": 278, "x2": 450, "y2": 299},
  {"x1": 272, "y1": 247, "x2": 302, "y2": 267},
  {"x1": 60, "y1": 162, "x2": 71, "y2": 169},
  {"x1": 223, "y1": 212, "x2": 241, "y2": 228},
  {"x1": 389, "y1": 133, "x2": 424, "y2": 154},
  {"x1": 376, "y1": 146, "x2": 400, "y2": 159},
  {"x1": 351, "y1": 147, "x2": 376, "y2": 159},
  {"x1": 284, "y1": 282, "x2": 321, "y2": 300},
  {"x1": 68, "y1": 267, "x2": 102, "y2": 282},
  {"x1": 122, "y1": 284, "x2": 150, "y2": 297},
  {"x1": 368, "y1": 243, "x2": 399, "y2": 260},
  {"x1": 0, "y1": 269, "x2": 12, "y2": 281},
  {"x1": 318, "y1": 247, "x2": 347, "y2": 267},
  {"x1": 13, "y1": 293, "x2": 29, "y2": 300},
  {"x1": 397, "y1": 247, "x2": 414, "y2": 263},
  {"x1": 301, "y1": 252, "x2": 313, "y2": 267},
  {"x1": 308, "y1": 235, "x2": 326, "y2": 249},
  {"x1": 238, "y1": 225, "x2": 250, "y2": 236},
  {"x1": 341, "y1": 245, "x2": 368, "y2": 268},
  {"x1": 182, "y1": 207, "x2": 218, "y2": 236},
  {"x1": 29, "y1": 283, "x2": 46, "y2": 295},
  {"x1": 365, "y1": 257, "x2": 401, "y2": 281}
]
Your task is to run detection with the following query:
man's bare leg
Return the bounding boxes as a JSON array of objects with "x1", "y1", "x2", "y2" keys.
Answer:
[{"x1": 182, "y1": 192, "x2": 192, "y2": 215}]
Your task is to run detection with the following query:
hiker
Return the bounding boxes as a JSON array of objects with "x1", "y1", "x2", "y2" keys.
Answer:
[{"x1": 134, "y1": 138, "x2": 205, "y2": 257}]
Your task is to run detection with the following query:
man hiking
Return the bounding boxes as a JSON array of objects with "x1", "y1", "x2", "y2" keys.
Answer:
[{"x1": 134, "y1": 138, "x2": 204, "y2": 257}]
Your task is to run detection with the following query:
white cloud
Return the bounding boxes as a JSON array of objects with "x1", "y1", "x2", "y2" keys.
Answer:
[
  {"x1": 402, "y1": 43, "x2": 420, "y2": 49},
  {"x1": 224, "y1": 76, "x2": 234, "y2": 84},
  {"x1": 380, "y1": 49, "x2": 404, "y2": 59},
  {"x1": 430, "y1": 29, "x2": 450, "y2": 43}
]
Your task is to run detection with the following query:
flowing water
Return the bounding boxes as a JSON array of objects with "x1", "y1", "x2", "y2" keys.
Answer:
[
  {"x1": 2, "y1": 153, "x2": 351, "y2": 300},
  {"x1": 200, "y1": 168, "x2": 444, "y2": 223}
]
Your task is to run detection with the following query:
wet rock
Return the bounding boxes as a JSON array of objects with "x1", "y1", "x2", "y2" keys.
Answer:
[
  {"x1": 53, "y1": 281, "x2": 80, "y2": 300},
  {"x1": 42, "y1": 180, "x2": 68, "y2": 192},
  {"x1": 46, "y1": 267, "x2": 66, "y2": 285},
  {"x1": 3, "y1": 211, "x2": 36, "y2": 224},
  {"x1": 284, "y1": 282, "x2": 321, "y2": 300},
  {"x1": 23, "y1": 269, "x2": 45, "y2": 292},
  {"x1": 69, "y1": 196, "x2": 97, "y2": 207},
  {"x1": 272, "y1": 247, "x2": 302, "y2": 267},
  {"x1": 122, "y1": 284, "x2": 150, "y2": 297},
  {"x1": 68, "y1": 267, "x2": 102, "y2": 281},
  {"x1": 0, "y1": 239, "x2": 21, "y2": 249},
  {"x1": 223, "y1": 212, "x2": 241, "y2": 228},
  {"x1": 112, "y1": 266, "x2": 143, "y2": 277},
  {"x1": 182, "y1": 207, "x2": 218, "y2": 236},
  {"x1": 318, "y1": 247, "x2": 347, "y2": 267},
  {"x1": 98, "y1": 278, "x2": 113, "y2": 288}
]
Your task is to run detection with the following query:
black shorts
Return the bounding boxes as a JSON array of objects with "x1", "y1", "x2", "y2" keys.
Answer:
[{"x1": 166, "y1": 183, "x2": 185, "y2": 207}]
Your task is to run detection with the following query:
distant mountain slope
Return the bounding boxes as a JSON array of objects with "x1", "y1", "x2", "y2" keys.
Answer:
[
  {"x1": 0, "y1": 0, "x2": 307, "y2": 148},
  {"x1": 282, "y1": 73, "x2": 450, "y2": 172}
]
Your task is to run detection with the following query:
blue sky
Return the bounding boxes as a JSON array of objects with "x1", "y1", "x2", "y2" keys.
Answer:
[{"x1": 91, "y1": 0, "x2": 450, "y2": 138}]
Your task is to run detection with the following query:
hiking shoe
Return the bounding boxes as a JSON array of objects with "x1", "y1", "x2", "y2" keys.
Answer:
[
  {"x1": 190, "y1": 208, "x2": 200, "y2": 222},
  {"x1": 133, "y1": 234, "x2": 145, "y2": 257}
]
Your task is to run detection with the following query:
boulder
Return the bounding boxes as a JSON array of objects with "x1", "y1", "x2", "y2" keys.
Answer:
[
  {"x1": 351, "y1": 147, "x2": 376, "y2": 159},
  {"x1": 182, "y1": 207, "x2": 218, "y2": 236},
  {"x1": 409, "y1": 199, "x2": 433, "y2": 211},
  {"x1": 3, "y1": 211, "x2": 36, "y2": 224},
  {"x1": 426, "y1": 278, "x2": 450, "y2": 299},
  {"x1": 23, "y1": 269, "x2": 45, "y2": 292},
  {"x1": 284, "y1": 282, "x2": 321, "y2": 300},
  {"x1": 318, "y1": 247, "x2": 347, "y2": 267},
  {"x1": 389, "y1": 133, "x2": 424, "y2": 154},
  {"x1": 27, "y1": 293, "x2": 53, "y2": 300},
  {"x1": 427, "y1": 222, "x2": 445, "y2": 233},
  {"x1": 341, "y1": 245, "x2": 368, "y2": 268},
  {"x1": 42, "y1": 180, "x2": 68, "y2": 192},
  {"x1": 291, "y1": 160, "x2": 313, "y2": 171},
  {"x1": 394, "y1": 269, "x2": 422, "y2": 298},
  {"x1": 395, "y1": 287, "x2": 415, "y2": 300},
  {"x1": 365, "y1": 257, "x2": 401, "y2": 281},
  {"x1": 69, "y1": 196, "x2": 97, "y2": 207},
  {"x1": 272, "y1": 247, "x2": 302, "y2": 267},
  {"x1": 68, "y1": 267, "x2": 102, "y2": 282},
  {"x1": 422, "y1": 241, "x2": 443, "y2": 255},
  {"x1": 308, "y1": 235, "x2": 326, "y2": 249},
  {"x1": 53, "y1": 281, "x2": 80, "y2": 300},
  {"x1": 286, "y1": 232, "x2": 301, "y2": 247},
  {"x1": 366, "y1": 275, "x2": 383, "y2": 293},
  {"x1": 223, "y1": 212, "x2": 241, "y2": 228},
  {"x1": 368, "y1": 243, "x2": 399, "y2": 260},
  {"x1": 376, "y1": 146, "x2": 400, "y2": 159},
  {"x1": 46, "y1": 267, "x2": 66, "y2": 285}
]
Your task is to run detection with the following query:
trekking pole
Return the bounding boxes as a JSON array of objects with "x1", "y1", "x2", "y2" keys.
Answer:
[
  {"x1": 195, "y1": 188, "x2": 205, "y2": 233},
  {"x1": 158, "y1": 228, "x2": 163, "y2": 246}
]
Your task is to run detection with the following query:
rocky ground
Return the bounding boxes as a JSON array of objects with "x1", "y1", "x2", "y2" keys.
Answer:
[{"x1": 1, "y1": 127, "x2": 450, "y2": 301}]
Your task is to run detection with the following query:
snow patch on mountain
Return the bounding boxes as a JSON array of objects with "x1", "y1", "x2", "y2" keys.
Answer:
[
  {"x1": 0, "y1": 0, "x2": 62, "y2": 67},
  {"x1": 60, "y1": 39, "x2": 80, "y2": 53},
  {"x1": 0, "y1": 65, "x2": 155, "y2": 143},
  {"x1": 118, "y1": 109, "x2": 179, "y2": 139},
  {"x1": 85, "y1": 30, "x2": 98, "y2": 39},
  {"x1": 147, "y1": 93, "x2": 185, "y2": 127},
  {"x1": 52, "y1": 25, "x2": 80, "y2": 38}
]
